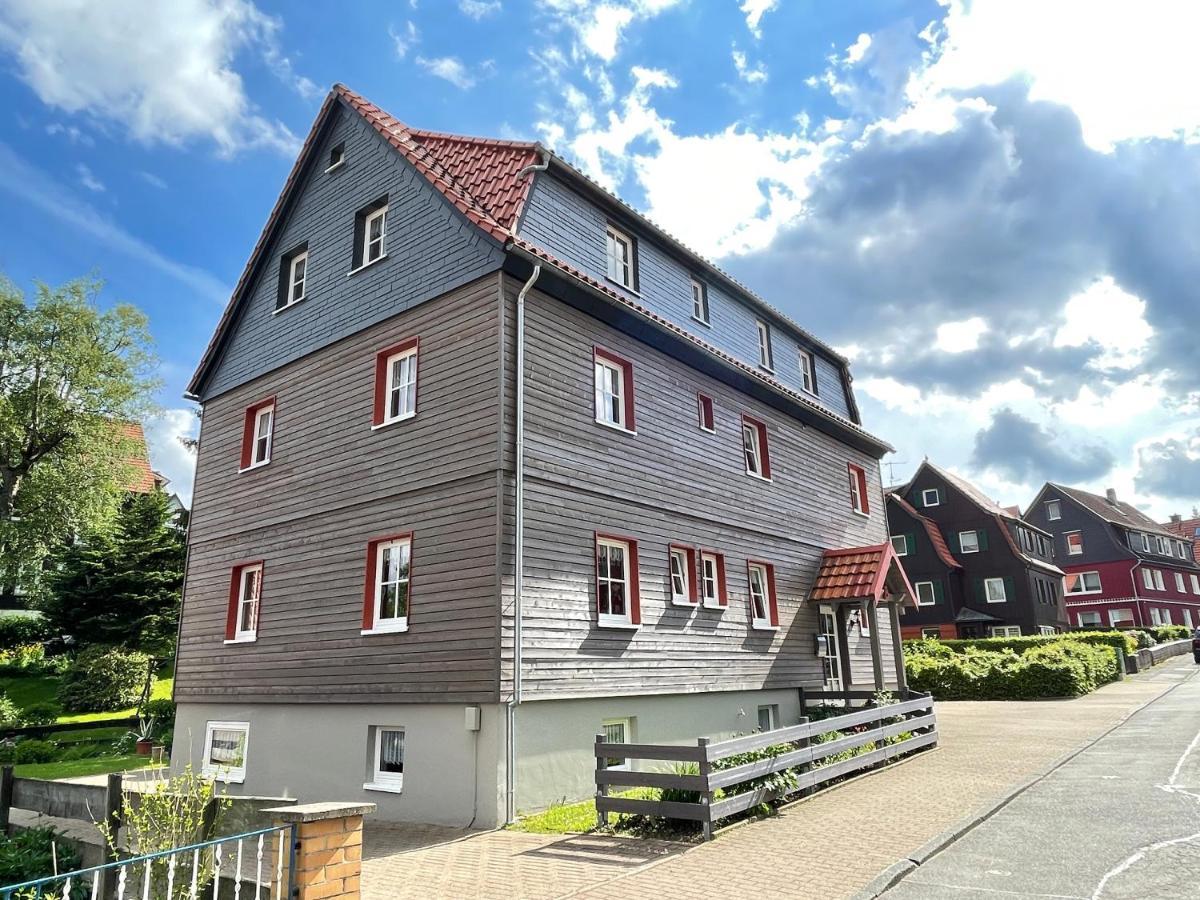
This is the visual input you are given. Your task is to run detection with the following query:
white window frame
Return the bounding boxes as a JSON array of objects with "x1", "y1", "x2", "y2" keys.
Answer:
[
  {"x1": 1191, "y1": 574, "x2": 1200, "y2": 595},
  {"x1": 202, "y1": 721, "x2": 249, "y2": 784},
  {"x1": 365, "y1": 537, "x2": 411, "y2": 635},
  {"x1": 594, "y1": 357, "x2": 628, "y2": 430},
  {"x1": 669, "y1": 548, "x2": 691, "y2": 607},
  {"x1": 1065, "y1": 532, "x2": 1083, "y2": 556},
  {"x1": 1140, "y1": 533, "x2": 1152, "y2": 552},
  {"x1": 755, "y1": 320, "x2": 773, "y2": 370},
  {"x1": 700, "y1": 552, "x2": 723, "y2": 609},
  {"x1": 1179, "y1": 541, "x2": 1189, "y2": 559},
  {"x1": 890, "y1": 535, "x2": 909, "y2": 557},
  {"x1": 597, "y1": 537, "x2": 635, "y2": 628},
  {"x1": 1045, "y1": 500, "x2": 1061, "y2": 521},
  {"x1": 992, "y1": 625, "x2": 1021, "y2": 638},
  {"x1": 1038, "y1": 625, "x2": 1056, "y2": 636},
  {"x1": 1109, "y1": 608, "x2": 1134, "y2": 626},
  {"x1": 380, "y1": 345, "x2": 418, "y2": 426},
  {"x1": 756, "y1": 704, "x2": 779, "y2": 732},
  {"x1": 849, "y1": 465, "x2": 868, "y2": 516},
  {"x1": 1157, "y1": 536, "x2": 1171, "y2": 554},
  {"x1": 921, "y1": 488, "x2": 940, "y2": 507},
  {"x1": 1065, "y1": 571, "x2": 1102, "y2": 595},
  {"x1": 747, "y1": 563, "x2": 775, "y2": 631},
  {"x1": 244, "y1": 404, "x2": 274, "y2": 470},
  {"x1": 984, "y1": 577, "x2": 1007, "y2": 603},
  {"x1": 605, "y1": 225, "x2": 634, "y2": 289},
  {"x1": 914, "y1": 581, "x2": 936, "y2": 607},
  {"x1": 1186, "y1": 608, "x2": 1195, "y2": 628},
  {"x1": 364, "y1": 726, "x2": 405, "y2": 793},
  {"x1": 1175, "y1": 572, "x2": 1186, "y2": 592},
  {"x1": 228, "y1": 564, "x2": 262, "y2": 643},
  {"x1": 601, "y1": 718, "x2": 633, "y2": 770},
  {"x1": 742, "y1": 420, "x2": 767, "y2": 479},
  {"x1": 696, "y1": 393, "x2": 715, "y2": 433},
  {"x1": 959, "y1": 530, "x2": 980, "y2": 554},
  {"x1": 798, "y1": 350, "x2": 816, "y2": 394},
  {"x1": 1077, "y1": 611, "x2": 1102, "y2": 627},
  {"x1": 364, "y1": 204, "x2": 388, "y2": 265},
  {"x1": 690, "y1": 277, "x2": 708, "y2": 324},
  {"x1": 1154, "y1": 569, "x2": 1166, "y2": 591},
  {"x1": 1150, "y1": 607, "x2": 1162, "y2": 626},
  {"x1": 1142, "y1": 568, "x2": 1155, "y2": 591},
  {"x1": 920, "y1": 627, "x2": 942, "y2": 639},
  {"x1": 286, "y1": 250, "x2": 308, "y2": 307}
]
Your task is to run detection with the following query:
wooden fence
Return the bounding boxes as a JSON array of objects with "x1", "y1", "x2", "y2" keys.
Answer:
[{"x1": 595, "y1": 693, "x2": 937, "y2": 839}]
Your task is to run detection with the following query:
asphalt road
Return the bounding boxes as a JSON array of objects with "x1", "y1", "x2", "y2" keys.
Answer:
[{"x1": 883, "y1": 657, "x2": 1200, "y2": 899}]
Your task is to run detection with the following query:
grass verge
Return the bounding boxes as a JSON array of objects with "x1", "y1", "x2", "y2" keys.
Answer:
[
  {"x1": 0, "y1": 668, "x2": 173, "y2": 724},
  {"x1": 13, "y1": 755, "x2": 153, "y2": 780},
  {"x1": 510, "y1": 788, "x2": 660, "y2": 835}
]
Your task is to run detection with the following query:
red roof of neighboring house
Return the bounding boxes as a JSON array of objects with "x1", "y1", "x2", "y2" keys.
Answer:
[
  {"x1": 811, "y1": 543, "x2": 915, "y2": 604},
  {"x1": 888, "y1": 493, "x2": 961, "y2": 569},
  {"x1": 119, "y1": 423, "x2": 159, "y2": 493},
  {"x1": 1164, "y1": 516, "x2": 1200, "y2": 559}
]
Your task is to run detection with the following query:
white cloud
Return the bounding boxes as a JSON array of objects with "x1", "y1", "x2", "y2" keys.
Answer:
[
  {"x1": 0, "y1": 0, "x2": 304, "y2": 156},
  {"x1": 935, "y1": 317, "x2": 988, "y2": 353},
  {"x1": 1053, "y1": 276, "x2": 1153, "y2": 370},
  {"x1": 416, "y1": 55, "x2": 479, "y2": 90},
  {"x1": 739, "y1": 0, "x2": 777, "y2": 38},
  {"x1": 459, "y1": 0, "x2": 501, "y2": 19},
  {"x1": 143, "y1": 409, "x2": 199, "y2": 505},
  {"x1": 732, "y1": 48, "x2": 767, "y2": 84},
  {"x1": 45, "y1": 122, "x2": 92, "y2": 146},
  {"x1": 140, "y1": 171, "x2": 168, "y2": 190},
  {"x1": 0, "y1": 142, "x2": 229, "y2": 304},
  {"x1": 389, "y1": 21, "x2": 418, "y2": 59},
  {"x1": 537, "y1": 0, "x2": 684, "y2": 63},
  {"x1": 913, "y1": 0, "x2": 1200, "y2": 150},
  {"x1": 75, "y1": 163, "x2": 104, "y2": 193},
  {"x1": 844, "y1": 33, "x2": 871, "y2": 65}
]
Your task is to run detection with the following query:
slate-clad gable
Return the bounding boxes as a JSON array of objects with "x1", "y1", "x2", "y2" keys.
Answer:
[
  {"x1": 200, "y1": 107, "x2": 504, "y2": 400},
  {"x1": 517, "y1": 173, "x2": 854, "y2": 420}
]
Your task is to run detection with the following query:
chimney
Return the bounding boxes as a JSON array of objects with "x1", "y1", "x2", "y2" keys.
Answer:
[
  {"x1": 1171, "y1": 514, "x2": 1183, "y2": 524},
  {"x1": 1105, "y1": 488, "x2": 1118, "y2": 506}
]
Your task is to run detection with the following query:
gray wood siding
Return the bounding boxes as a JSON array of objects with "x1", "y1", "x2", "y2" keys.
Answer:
[
  {"x1": 502, "y1": 284, "x2": 892, "y2": 700},
  {"x1": 200, "y1": 106, "x2": 504, "y2": 401},
  {"x1": 518, "y1": 174, "x2": 853, "y2": 419},
  {"x1": 177, "y1": 275, "x2": 506, "y2": 704}
]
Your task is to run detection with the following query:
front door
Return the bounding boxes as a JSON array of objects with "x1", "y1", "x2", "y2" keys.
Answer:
[{"x1": 819, "y1": 605, "x2": 843, "y2": 691}]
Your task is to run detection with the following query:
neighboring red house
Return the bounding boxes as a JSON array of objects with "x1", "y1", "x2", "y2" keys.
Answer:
[
  {"x1": 1025, "y1": 484, "x2": 1200, "y2": 629},
  {"x1": 1164, "y1": 514, "x2": 1200, "y2": 565},
  {"x1": 118, "y1": 422, "x2": 165, "y2": 493}
]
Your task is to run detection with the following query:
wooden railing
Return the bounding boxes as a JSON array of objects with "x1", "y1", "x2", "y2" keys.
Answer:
[{"x1": 595, "y1": 693, "x2": 937, "y2": 839}]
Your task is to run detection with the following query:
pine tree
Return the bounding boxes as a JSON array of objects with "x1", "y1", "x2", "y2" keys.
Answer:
[{"x1": 44, "y1": 489, "x2": 185, "y2": 654}]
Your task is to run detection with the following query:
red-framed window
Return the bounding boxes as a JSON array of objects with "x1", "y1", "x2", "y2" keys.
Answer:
[
  {"x1": 225, "y1": 561, "x2": 264, "y2": 642},
  {"x1": 697, "y1": 393, "x2": 715, "y2": 432},
  {"x1": 373, "y1": 337, "x2": 419, "y2": 427},
  {"x1": 699, "y1": 550, "x2": 728, "y2": 609},
  {"x1": 741, "y1": 414, "x2": 771, "y2": 479},
  {"x1": 747, "y1": 560, "x2": 779, "y2": 630},
  {"x1": 668, "y1": 544, "x2": 698, "y2": 606},
  {"x1": 362, "y1": 533, "x2": 413, "y2": 634},
  {"x1": 240, "y1": 397, "x2": 276, "y2": 470},
  {"x1": 595, "y1": 532, "x2": 641, "y2": 627},
  {"x1": 848, "y1": 463, "x2": 870, "y2": 515},
  {"x1": 593, "y1": 347, "x2": 636, "y2": 432}
]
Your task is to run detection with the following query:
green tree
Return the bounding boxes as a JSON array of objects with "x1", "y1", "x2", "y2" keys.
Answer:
[
  {"x1": 44, "y1": 489, "x2": 185, "y2": 654},
  {"x1": 0, "y1": 274, "x2": 157, "y2": 596}
]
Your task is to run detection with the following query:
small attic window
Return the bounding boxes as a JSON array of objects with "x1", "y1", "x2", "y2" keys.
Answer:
[{"x1": 326, "y1": 142, "x2": 346, "y2": 173}]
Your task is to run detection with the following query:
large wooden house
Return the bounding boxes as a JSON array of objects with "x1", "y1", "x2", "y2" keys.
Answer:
[
  {"x1": 173, "y1": 85, "x2": 913, "y2": 827},
  {"x1": 1025, "y1": 485, "x2": 1200, "y2": 629},
  {"x1": 887, "y1": 461, "x2": 1066, "y2": 638}
]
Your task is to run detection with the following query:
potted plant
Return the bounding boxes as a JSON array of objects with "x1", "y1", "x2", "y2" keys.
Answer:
[{"x1": 129, "y1": 716, "x2": 156, "y2": 756}]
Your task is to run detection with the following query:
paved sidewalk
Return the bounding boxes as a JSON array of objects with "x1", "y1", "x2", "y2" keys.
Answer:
[{"x1": 362, "y1": 659, "x2": 1193, "y2": 899}]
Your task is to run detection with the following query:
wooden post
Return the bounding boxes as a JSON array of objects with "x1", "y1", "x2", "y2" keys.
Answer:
[
  {"x1": 0, "y1": 765, "x2": 12, "y2": 834},
  {"x1": 264, "y1": 802, "x2": 376, "y2": 899},
  {"x1": 889, "y1": 602, "x2": 908, "y2": 695},
  {"x1": 795, "y1": 717, "x2": 812, "y2": 798},
  {"x1": 865, "y1": 599, "x2": 885, "y2": 691},
  {"x1": 595, "y1": 732, "x2": 609, "y2": 829},
  {"x1": 836, "y1": 604, "x2": 854, "y2": 696},
  {"x1": 697, "y1": 737, "x2": 712, "y2": 842},
  {"x1": 97, "y1": 772, "x2": 123, "y2": 899}
]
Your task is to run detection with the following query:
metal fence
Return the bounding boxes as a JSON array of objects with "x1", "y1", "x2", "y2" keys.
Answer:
[
  {"x1": 595, "y1": 692, "x2": 937, "y2": 839},
  {"x1": 0, "y1": 824, "x2": 296, "y2": 900}
]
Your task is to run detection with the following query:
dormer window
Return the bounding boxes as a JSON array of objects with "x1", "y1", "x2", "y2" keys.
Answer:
[
  {"x1": 690, "y1": 277, "x2": 709, "y2": 324},
  {"x1": 1140, "y1": 533, "x2": 1152, "y2": 552},
  {"x1": 756, "y1": 320, "x2": 773, "y2": 370},
  {"x1": 921, "y1": 488, "x2": 940, "y2": 507},
  {"x1": 352, "y1": 197, "x2": 389, "y2": 271},
  {"x1": 798, "y1": 350, "x2": 816, "y2": 394},
  {"x1": 1045, "y1": 500, "x2": 1061, "y2": 521},
  {"x1": 327, "y1": 142, "x2": 345, "y2": 172},
  {"x1": 605, "y1": 224, "x2": 636, "y2": 289},
  {"x1": 276, "y1": 244, "x2": 308, "y2": 311}
]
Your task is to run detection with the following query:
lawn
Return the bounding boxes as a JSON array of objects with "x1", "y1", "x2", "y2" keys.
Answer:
[
  {"x1": 0, "y1": 667, "x2": 173, "y2": 724},
  {"x1": 509, "y1": 788, "x2": 658, "y2": 835},
  {"x1": 13, "y1": 755, "x2": 155, "y2": 780}
]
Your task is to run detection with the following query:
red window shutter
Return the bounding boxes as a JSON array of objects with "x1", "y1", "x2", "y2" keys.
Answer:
[
  {"x1": 628, "y1": 540, "x2": 641, "y2": 625},
  {"x1": 716, "y1": 554, "x2": 728, "y2": 606},
  {"x1": 765, "y1": 564, "x2": 779, "y2": 627},
  {"x1": 757, "y1": 422, "x2": 771, "y2": 479},
  {"x1": 362, "y1": 540, "x2": 380, "y2": 630},
  {"x1": 697, "y1": 393, "x2": 714, "y2": 431},
  {"x1": 225, "y1": 568, "x2": 241, "y2": 641},
  {"x1": 373, "y1": 337, "x2": 419, "y2": 426},
  {"x1": 687, "y1": 548, "x2": 698, "y2": 603}
]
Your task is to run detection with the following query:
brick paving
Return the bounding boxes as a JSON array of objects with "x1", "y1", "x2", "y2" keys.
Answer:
[{"x1": 362, "y1": 660, "x2": 1190, "y2": 900}]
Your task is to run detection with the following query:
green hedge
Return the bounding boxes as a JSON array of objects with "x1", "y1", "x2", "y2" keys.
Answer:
[
  {"x1": 1150, "y1": 625, "x2": 1191, "y2": 643},
  {"x1": 57, "y1": 647, "x2": 151, "y2": 712},
  {"x1": 905, "y1": 630, "x2": 1136, "y2": 657},
  {"x1": 906, "y1": 640, "x2": 1120, "y2": 700},
  {"x1": 0, "y1": 616, "x2": 52, "y2": 650}
]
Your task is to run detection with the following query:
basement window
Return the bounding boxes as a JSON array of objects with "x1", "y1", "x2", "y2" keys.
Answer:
[{"x1": 364, "y1": 727, "x2": 405, "y2": 792}]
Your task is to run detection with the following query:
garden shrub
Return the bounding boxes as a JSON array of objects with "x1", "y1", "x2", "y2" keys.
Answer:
[
  {"x1": 1128, "y1": 629, "x2": 1156, "y2": 649},
  {"x1": 143, "y1": 698, "x2": 176, "y2": 730},
  {"x1": 18, "y1": 703, "x2": 61, "y2": 727},
  {"x1": 0, "y1": 643, "x2": 47, "y2": 676},
  {"x1": 14, "y1": 739, "x2": 58, "y2": 764},
  {"x1": 658, "y1": 762, "x2": 702, "y2": 805},
  {"x1": 1151, "y1": 625, "x2": 1191, "y2": 642},
  {"x1": 57, "y1": 646, "x2": 151, "y2": 712},
  {"x1": 0, "y1": 616, "x2": 53, "y2": 651},
  {"x1": 0, "y1": 826, "x2": 80, "y2": 888},
  {"x1": 0, "y1": 694, "x2": 20, "y2": 727},
  {"x1": 906, "y1": 630, "x2": 1136, "y2": 657},
  {"x1": 711, "y1": 743, "x2": 799, "y2": 797},
  {"x1": 906, "y1": 640, "x2": 1120, "y2": 700}
]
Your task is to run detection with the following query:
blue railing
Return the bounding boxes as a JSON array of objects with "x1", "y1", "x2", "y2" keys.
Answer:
[{"x1": 0, "y1": 823, "x2": 296, "y2": 900}]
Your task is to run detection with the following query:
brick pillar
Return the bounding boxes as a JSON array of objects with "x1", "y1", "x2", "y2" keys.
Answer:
[{"x1": 264, "y1": 802, "x2": 376, "y2": 899}]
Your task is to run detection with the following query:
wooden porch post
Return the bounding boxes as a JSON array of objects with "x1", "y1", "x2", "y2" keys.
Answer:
[
  {"x1": 864, "y1": 598, "x2": 884, "y2": 691},
  {"x1": 836, "y1": 604, "x2": 853, "y2": 691},
  {"x1": 889, "y1": 602, "x2": 908, "y2": 695}
]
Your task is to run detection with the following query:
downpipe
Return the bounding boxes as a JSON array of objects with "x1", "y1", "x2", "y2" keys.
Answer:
[{"x1": 505, "y1": 263, "x2": 541, "y2": 825}]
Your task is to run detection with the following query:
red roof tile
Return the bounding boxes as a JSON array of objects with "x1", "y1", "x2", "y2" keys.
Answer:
[
  {"x1": 118, "y1": 423, "x2": 158, "y2": 493},
  {"x1": 888, "y1": 493, "x2": 961, "y2": 569},
  {"x1": 1164, "y1": 516, "x2": 1200, "y2": 560},
  {"x1": 811, "y1": 543, "x2": 915, "y2": 604}
]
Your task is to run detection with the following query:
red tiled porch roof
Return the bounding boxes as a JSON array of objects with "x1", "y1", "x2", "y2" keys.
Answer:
[{"x1": 811, "y1": 543, "x2": 915, "y2": 604}]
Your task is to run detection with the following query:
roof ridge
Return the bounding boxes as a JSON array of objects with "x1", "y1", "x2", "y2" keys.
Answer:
[{"x1": 408, "y1": 127, "x2": 540, "y2": 150}]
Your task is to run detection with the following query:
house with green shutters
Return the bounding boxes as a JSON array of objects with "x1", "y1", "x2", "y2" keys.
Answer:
[{"x1": 886, "y1": 461, "x2": 1067, "y2": 638}]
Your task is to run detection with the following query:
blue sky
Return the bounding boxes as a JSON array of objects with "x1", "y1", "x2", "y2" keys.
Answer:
[{"x1": 0, "y1": 0, "x2": 1197, "y2": 519}]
